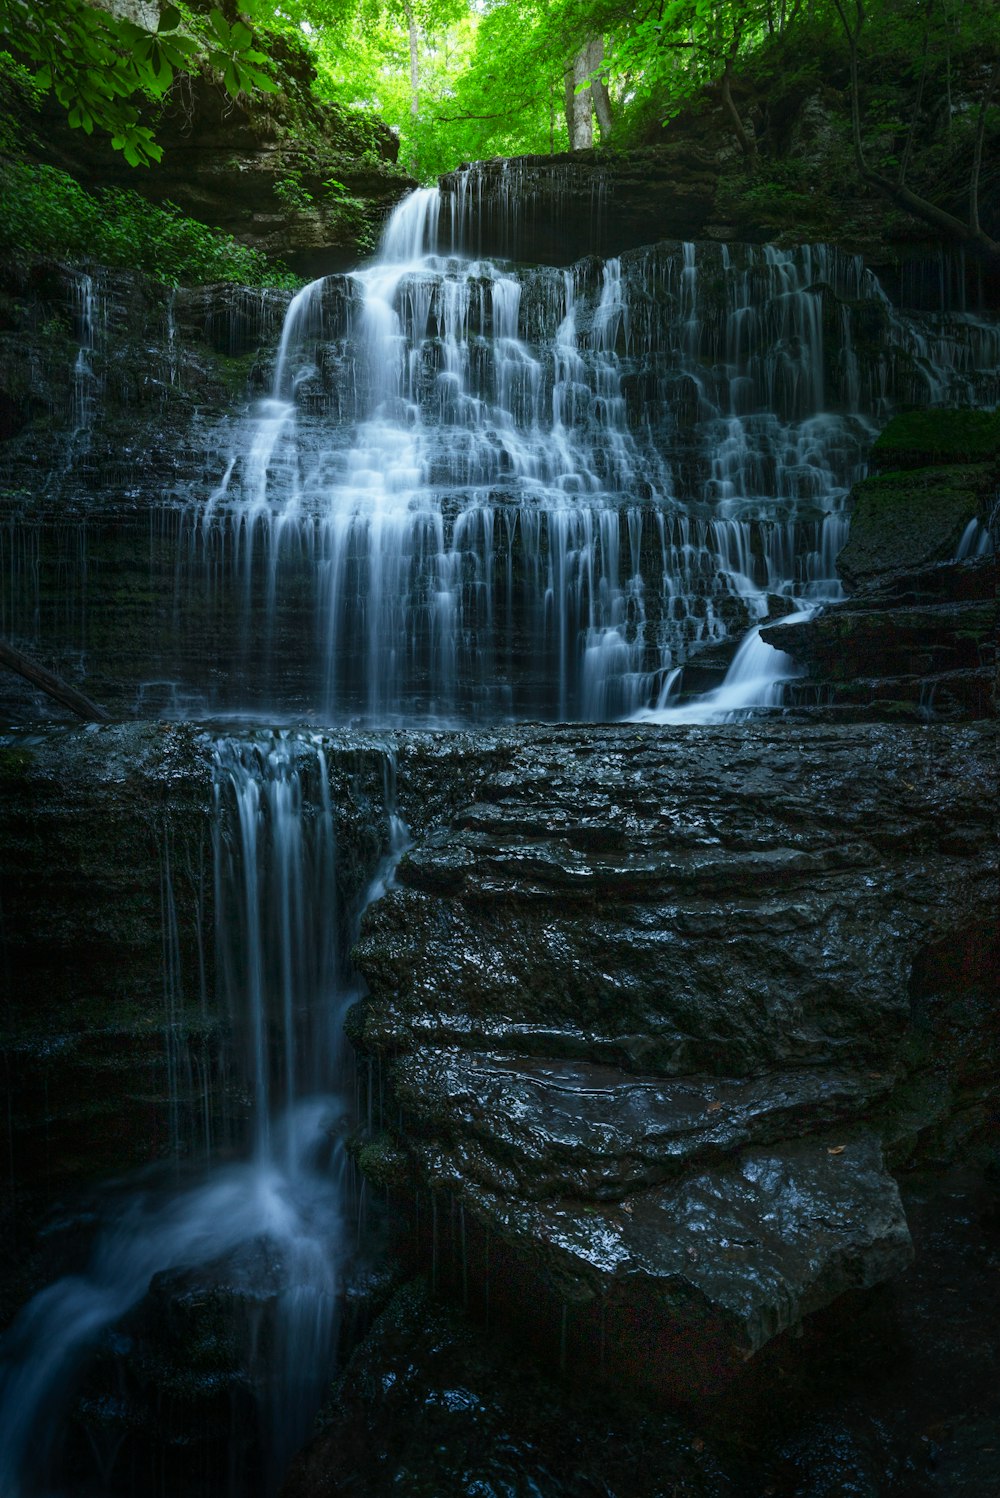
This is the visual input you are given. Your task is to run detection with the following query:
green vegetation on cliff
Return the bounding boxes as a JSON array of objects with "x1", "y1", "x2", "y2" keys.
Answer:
[
  {"x1": 873, "y1": 408, "x2": 1000, "y2": 469},
  {"x1": 0, "y1": 156, "x2": 297, "y2": 285},
  {"x1": 1, "y1": 0, "x2": 997, "y2": 275}
]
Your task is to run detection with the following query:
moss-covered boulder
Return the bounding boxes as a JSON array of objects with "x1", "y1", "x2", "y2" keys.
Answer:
[
  {"x1": 871, "y1": 407, "x2": 1000, "y2": 471},
  {"x1": 836, "y1": 463, "x2": 992, "y2": 589}
]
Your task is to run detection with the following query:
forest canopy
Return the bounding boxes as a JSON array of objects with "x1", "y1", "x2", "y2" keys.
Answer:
[{"x1": 1, "y1": 0, "x2": 998, "y2": 252}]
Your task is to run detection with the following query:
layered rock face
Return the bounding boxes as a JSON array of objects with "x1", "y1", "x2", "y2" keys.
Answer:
[
  {"x1": 765, "y1": 409, "x2": 998, "y2": 718},
  {"x1": 349, "y1": 720, "x2": 998, "y2": 1394},
  {"x1": 31, "y1": 47, "x2": 412, "y2": 276}
]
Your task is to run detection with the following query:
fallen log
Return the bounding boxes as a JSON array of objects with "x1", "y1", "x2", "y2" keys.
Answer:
[{"x1": 0, "y1": 640, "x2": 112, "y2": 722}]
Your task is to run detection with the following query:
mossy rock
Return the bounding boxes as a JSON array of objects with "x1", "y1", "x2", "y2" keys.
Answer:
[
  {"x1": 871, "y1": 408, "x2": 1000, "y2": 471},
  {"x1": 837, "y1": 464, "x2": 990, "y2": 588},
  {"x1": 350, "y1": 1130, "x2": 410, "y2": 1191}
]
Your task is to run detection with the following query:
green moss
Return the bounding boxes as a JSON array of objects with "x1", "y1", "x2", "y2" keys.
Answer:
[
  {"x1": 838, "y1": 462, "x2": 990, "y2": 586},
  {"x1": 873, "y1": 408, "x2": 1000, "y2": 470},
  {"x1": 0, "y1": 744, "x2": 35, "y2": 782},
  {"x1": 351, "y1": 1130, "x2": 409, "y2": 1190}
]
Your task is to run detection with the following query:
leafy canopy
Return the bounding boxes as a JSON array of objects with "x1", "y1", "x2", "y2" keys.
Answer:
[{"x1": 0, "y1": 0, "x2": 279, "y2": 165}]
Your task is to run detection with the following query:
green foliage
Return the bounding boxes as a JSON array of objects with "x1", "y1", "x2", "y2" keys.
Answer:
[
  {"x1": 873, "y1": 408, "x2": 1000, "y2": 466},
  {"x1": 271, "y1": 165, "x2": 375, "y2": 251},
  {"x1": 0, "y1": 0, "x2": 279, "y2": 165},
  {"x1": 0, "y1": 158, "x2": 298, "y2": 287},
  {"x1": 273, "y1": 167, "x2": 315, "y2": 211}
]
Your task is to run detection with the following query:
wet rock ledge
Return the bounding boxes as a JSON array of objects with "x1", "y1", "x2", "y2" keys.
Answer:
[
  {"x1": 352, "y1": 720, "x2": 998, "y2": 1398},
  {"x1": 764, "y1": 408, "x2": 999, "y2": 720}
]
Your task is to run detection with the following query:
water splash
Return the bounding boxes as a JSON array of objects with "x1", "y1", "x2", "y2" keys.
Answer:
[{"x1": 0, "y1": 734, "x2": 405, "y2": 1497}]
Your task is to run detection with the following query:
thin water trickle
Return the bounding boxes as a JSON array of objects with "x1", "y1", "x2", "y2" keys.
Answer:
[{"x1": 0, "y1": 734, "x2": 407, "y2": 1498}]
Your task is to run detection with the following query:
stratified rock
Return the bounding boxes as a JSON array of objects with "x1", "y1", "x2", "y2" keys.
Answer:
[
  {"x1": 835, "y1": 465, "x2": 990, "y2": 589},
  {"x1": 31, "y1": 49, "x2": 413, "y2": 275},
  {"x1": 280, "y1": 1280, "x2": 733, "y2": 1498},
  {"x1": 440, "y1": 148, "x2": 720, "y2": 263},
  {"x1": 351, "y1": 721, "x2": 998, "y2": 1395},
  {"x1": 763, "y1": 408, "x2": 998, "y2": 720}
]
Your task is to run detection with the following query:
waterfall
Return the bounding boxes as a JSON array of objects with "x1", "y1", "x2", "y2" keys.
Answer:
[
  {"x1": 162, "y1": 195, "x2": 997, "y2": 725},
  {"x1": 636, "y1": 610, "x2": 811, "y2": 724},
  {"x1": 0, "y1": 734, "x2": 404, "y2": 1497}
]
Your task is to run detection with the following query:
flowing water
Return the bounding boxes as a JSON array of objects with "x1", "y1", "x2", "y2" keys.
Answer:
[
  {"x1": 0, "y1": 734, "x2": 405, "y2": 1497},
  {"x1": 3, "y1": 186, "x2": 999, "y2": 1493},
  {"x1": 166, "y1": 188, "x2": 998, "y2": 724}
]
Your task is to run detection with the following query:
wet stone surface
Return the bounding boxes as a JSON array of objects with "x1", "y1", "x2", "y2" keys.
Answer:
[
  {"x1": 284, "y1": 1164, "x2": 1000, "y2": 1496},
  {"x1": 352, "y1": 720, "x2": 999, "y2": 1391}
]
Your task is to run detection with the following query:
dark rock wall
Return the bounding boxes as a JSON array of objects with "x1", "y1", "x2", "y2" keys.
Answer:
[
  {"x1": 347, "y1": 720, "x2": 998, "y2": 1390},
  {"x1": 764, "y1": 410, "x2": 999, "y2": 718}
]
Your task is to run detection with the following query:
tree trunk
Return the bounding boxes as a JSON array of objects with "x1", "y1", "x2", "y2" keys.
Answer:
[
  {"x1": 0, "y1": 640, "x2": 111, "y2": 722},
  {"x1": 719, "y1": 21, "x2": 756, "y2": 169},
  {"x1": 564, "y1": 45, "x2": 593, "y2": 150},
  {"x1": 832, "y1": 0, "x2": 999, "y2": 259},
  {"x1": 720, "y1": 60, "x2": 756, "y2": 168},
  {"x1": 898, "y1": 0, "x2": 933, "y2": 187},
  {"x1": 405, "y1": 0, "x2": 419, "y2": 119},
  {"x1": 587, "y1": 38, "x2": 613, "y2": 142},
  {"x1": 970, "y1": 58, "x2": 1000, "y2": 236}
]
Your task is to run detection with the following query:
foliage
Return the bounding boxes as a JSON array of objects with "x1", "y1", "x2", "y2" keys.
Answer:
[
  {"x1": 272, "y1": 165, "x2": 375, "y2": 248},
  {"x1": 0, "y1": 158, "x2": 298, "y2": 286},
  {"x1": 0, "y1": 0, "x2": 278, "y2": 165},
  {"x1": 2, "y1": 0, "x2": 997, "y2": 257}
]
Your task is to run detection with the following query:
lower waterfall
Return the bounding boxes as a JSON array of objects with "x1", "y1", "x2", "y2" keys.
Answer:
[{"x1": 0, "y1": 734, "x2": 404, "y2": 1497}]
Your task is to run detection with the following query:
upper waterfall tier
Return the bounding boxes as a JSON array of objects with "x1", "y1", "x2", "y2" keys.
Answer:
[{"x1": 3, "y1": 189, "x2": 998, "y2": 725}]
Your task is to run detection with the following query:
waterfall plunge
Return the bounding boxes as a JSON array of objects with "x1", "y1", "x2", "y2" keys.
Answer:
[
  {"x1": 0, "y1": 736, "x2": 406, "y2": 1498},
  {"x1": 186, "y1": 193, "x2": 925, "y2": 725}
]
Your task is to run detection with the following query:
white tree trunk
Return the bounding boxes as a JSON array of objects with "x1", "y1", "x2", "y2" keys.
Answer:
[
  {"x1": 587, "y1": 38, "x2": 613, "y2": 141},
  {"x1": 405, "y1": 1, "x2": 419, "y2": 118},
  {"x1": 564, "y1": 46, "x2": 593, "y2": 149}
]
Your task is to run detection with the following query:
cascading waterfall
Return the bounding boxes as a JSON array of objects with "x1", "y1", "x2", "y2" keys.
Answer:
[
  {"x1": 0, "y1": 734, "x2": 404, "y2": 1498},
  {"x1": 172, "y1": 189, "x2": 997, "y2": 725}
]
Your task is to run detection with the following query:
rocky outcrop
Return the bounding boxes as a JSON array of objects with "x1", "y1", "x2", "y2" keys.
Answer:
[
  {"x1": 763, "y1": 409, "x2": 998, "y2": 719},
  {"x1": 29, "y1": 41, "x2": 413, "y2": 275},
  {"x1": 350, "y1": 721, "x2": 998, "y2": 1395},
  {"x1": 286, "y1": 1164, "x2": 1000, "y2": 1497},
  {"x1": 440, "y1": 148, "x2": 721, "y2": 263}
]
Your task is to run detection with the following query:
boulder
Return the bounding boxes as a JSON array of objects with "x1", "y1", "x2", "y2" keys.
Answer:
[{"x1": 351, "y1": 721, "x2": 998, "y2": 1394}]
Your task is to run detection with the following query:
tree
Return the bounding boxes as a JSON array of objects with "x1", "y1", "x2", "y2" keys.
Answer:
[
  {"x1": 0, "y1": 0, "x2": 279, "y2": 166},
  {"x1": 830, "y1": 0, "x2": 999, "y2": 257},
  {"x1": 564, "y1": 38, "x2": 613, "y2": 148}
]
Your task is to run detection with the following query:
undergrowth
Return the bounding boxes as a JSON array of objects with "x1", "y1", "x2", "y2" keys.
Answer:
[{"x1": 0, "y1": 158, "x2": 300, "y2": 288}]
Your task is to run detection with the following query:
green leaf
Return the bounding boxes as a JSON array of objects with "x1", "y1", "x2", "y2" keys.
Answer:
[
  {"x1": 209, "y1": 8, "x2": 230, "y2": 44},
  {"x1": 161, "y1": 35, "x2": 198, "y2": 60},
  {"x1": 153, "y1": 53, "x2": 173, "y2": 92},
  {"x1": 223, "y1": 61, "x2": 240, "y2": 96},
  {"x1": 230, "y1": 21, "x2": 253, "y2": 51},
  {"x1": 157, "y1": 4, "x2": 182, "y2": 32}
]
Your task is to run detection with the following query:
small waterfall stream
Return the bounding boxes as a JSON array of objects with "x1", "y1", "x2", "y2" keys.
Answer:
[{"x1": 0, "y1": 734, "x2": 404, "y2": 1497}]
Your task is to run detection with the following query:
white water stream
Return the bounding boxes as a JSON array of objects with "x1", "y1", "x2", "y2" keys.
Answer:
[{"x1": 0, "y1": 735, "x2": 407, "y2": 1497}]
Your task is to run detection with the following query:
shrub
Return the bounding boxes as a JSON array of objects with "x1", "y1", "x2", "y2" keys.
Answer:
[{"x1": 0, "y1": 159, "x2": 300, "y2": 288}]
